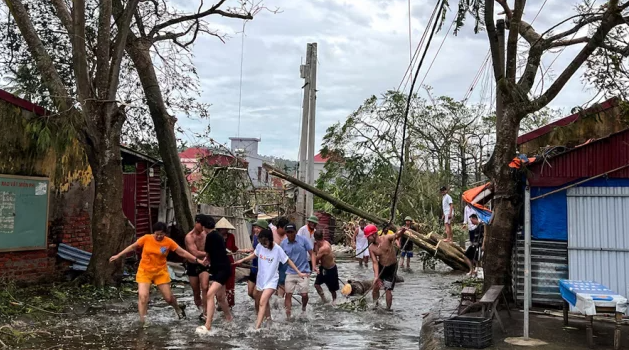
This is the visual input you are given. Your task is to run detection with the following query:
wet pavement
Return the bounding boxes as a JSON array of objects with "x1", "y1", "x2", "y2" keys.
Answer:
[{"x1": 16, "y1": 259, "x2": 461, "y2": 349}]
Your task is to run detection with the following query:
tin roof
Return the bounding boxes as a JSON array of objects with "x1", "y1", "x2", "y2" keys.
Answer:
[
  {"x1": 517, "y1": 98, "x2": 618, "y2": 145},
  {"x1": 528, "y1": 128, "x2": 629, "y2": 187}
]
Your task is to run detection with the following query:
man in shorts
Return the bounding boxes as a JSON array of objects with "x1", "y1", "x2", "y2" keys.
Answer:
[
  {"x1": 313, "y1": 231, "x2": 339, "y2": 305},
  {"x1": 281, "y1": 223, "x2": 316, "y2": 318},
  {"x1": 441, "y1": 186, "x2": 454, "y2": 242},
  {"x1": 185, "y1": 214, "x2": 210, "y2": 318},
  {"x1": 366, "y1": 224, "x2": 407, "y2": 310},
  {"x1": 399, "y1": 216, "x2": 415, "y2": 269}
]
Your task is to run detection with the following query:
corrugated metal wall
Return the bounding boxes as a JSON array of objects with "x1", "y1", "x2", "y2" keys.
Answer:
[
  {"x1": 512, "y1": 236, "x2": 569, "y2": 306},
  {"x1": 122, "y1": 174, "x2": 136, "y2": 226},
  {"x1": 198, "y1": 204, "x2": 253, "y2": 251},
  {"x1": 567, "y1": 186, "x2": 629, "y2": 298}
]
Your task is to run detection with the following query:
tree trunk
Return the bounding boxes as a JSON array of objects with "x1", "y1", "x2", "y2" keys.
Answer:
[
  {"x1": 482, "y1": 105, "x2": 522, "y2": 290},
  {"x1": 263, "y1": 163, "x2": 469, "y2": 271},
  {"x1": 125, "y1": 37, "x2": 195, "y2": 233},
  {"x1": 84, "y1": 109, "x2": 132, "y2": 286}
]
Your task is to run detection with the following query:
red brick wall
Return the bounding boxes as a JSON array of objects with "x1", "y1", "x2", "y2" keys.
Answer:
[{"x1": 0, "y1": 183, "x2": 94, "y2": 283}]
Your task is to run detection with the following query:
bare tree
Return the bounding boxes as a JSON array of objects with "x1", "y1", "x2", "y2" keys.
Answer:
[
  {"x1": 4, "y1": 0, "x2": 140, "y2": 285},
  {"x1": 455, "y1": 0, "x2": 629, "y2": 289}
]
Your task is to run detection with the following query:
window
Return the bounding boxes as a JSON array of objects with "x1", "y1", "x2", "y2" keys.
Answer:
[
  {"x1": 258, "y1": 167, "x2": 262, "y2": 181},
  {"x1": 265, "y1": 171, "x2": 269, "y2": 184}
]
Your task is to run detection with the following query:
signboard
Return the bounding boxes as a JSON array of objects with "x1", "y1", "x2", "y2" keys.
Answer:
[{"x1": 0, "y1": 175, "x2": 49, "y2": 252}]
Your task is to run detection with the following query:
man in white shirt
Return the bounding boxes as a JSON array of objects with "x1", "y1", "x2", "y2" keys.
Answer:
[
  {"x1": 440, "y1": 186, "x2": 454, "y2": 242},
  {"x1": 297, "y1": 215, "x2": 318, "y2": 246}
]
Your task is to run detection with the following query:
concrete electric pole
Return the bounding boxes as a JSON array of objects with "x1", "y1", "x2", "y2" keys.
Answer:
[{"x1": 297, "y1": 43, "x2": 317, "y2": 223}]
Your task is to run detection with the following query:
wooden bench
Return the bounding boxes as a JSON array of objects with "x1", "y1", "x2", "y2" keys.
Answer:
[{"x1": 480, "y1": 285, "x2": 511, "y2": 333}]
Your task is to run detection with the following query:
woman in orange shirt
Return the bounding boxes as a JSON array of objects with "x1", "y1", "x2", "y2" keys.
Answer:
[{"x1": 110, "y1": 222, "x2": 203, "y2": 324}]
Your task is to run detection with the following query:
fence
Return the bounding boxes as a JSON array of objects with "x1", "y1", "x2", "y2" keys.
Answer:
[{"x1": 198, "y1": 204, "x2": 253, "y2": 251}]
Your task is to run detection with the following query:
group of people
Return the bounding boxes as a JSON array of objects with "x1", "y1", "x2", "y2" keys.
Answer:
[
  {"x1": 108, "y1": 186, "x2": 486, "y2": 330},
  {"x1": 109, "y1": 214, "x2": 342, "y2": 331}
]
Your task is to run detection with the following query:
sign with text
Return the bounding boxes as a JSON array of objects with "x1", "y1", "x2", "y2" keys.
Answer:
[{"x1": 0, "y1": 175, "x2": 49, "y2": 252}]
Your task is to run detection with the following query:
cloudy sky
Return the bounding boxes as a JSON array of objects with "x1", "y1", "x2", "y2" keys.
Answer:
[{"x1": 176, "y1": 0, "x2": 596, "y2": 159}]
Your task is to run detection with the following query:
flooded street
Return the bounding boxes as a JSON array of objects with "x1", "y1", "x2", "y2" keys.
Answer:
[{"x1": 18, "y1": 260, "x2": 460, "y2": 349}]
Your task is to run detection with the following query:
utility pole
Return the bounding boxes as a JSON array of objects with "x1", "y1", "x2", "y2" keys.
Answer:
[
  {"x1": 305, "y1": 43, "x2": 317, "y2": 218},
  {"x1": 297, "y1": 43, "x2": 314, "y2": 224}
]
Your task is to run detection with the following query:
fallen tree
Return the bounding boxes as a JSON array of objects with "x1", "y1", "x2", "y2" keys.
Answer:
[{"x1": 263, "y1": 163, "x2": 469, "y2": 271}]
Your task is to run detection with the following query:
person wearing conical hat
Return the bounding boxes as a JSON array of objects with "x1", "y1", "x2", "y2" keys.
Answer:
[{"x1": 216, "y1": 217, "x2": 245, "y2": 308}]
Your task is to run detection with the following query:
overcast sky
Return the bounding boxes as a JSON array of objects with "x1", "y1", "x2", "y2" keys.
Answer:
[{"x1": 175, "y1": 0, "x2": 596, "y2": 159}]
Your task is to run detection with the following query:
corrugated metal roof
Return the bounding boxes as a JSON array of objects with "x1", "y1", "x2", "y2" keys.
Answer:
[
  {"x1": 567, "y1": 186, "x2": 629, "y2": 299},
  {"x1": 528, "y1": 128, "x2": 629, "y2": 187},
  {"x1": 517, "y1": 98, "x2": 617, "y2": 145}
]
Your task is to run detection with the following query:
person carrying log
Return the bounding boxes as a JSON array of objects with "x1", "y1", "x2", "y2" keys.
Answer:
[
  {"x1": 313, "y1": 230, "x2": 339, "y2": 305},
  {"x1": 366, "y1": 224, "x2": 407, "y2": 310}
]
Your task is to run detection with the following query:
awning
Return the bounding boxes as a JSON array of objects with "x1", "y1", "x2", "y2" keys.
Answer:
[{"x1": 462, "y1": 183, "x2": 493, "y2": 223}]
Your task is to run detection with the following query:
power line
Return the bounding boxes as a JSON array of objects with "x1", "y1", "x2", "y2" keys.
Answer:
[
  {"x1": 397, "y1": 1, "x2": 440, "y2": 92},
  {"x1": 389, "y1": 0, "x2": 445, "y2": 224},
  {"x1": 418, "y1": 18, "x2": 456, "y2": 89}
]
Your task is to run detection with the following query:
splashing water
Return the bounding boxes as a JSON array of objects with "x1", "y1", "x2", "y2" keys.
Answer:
[{"x1": 16, "y1": 260, "x2": 460, "y2": 349}]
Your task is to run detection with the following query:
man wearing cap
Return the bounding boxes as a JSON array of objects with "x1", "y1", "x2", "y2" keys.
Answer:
[
  {"x1": 281, "y1": 223, "x2": 316, "y2": 318},
  {"x1": 185, "y1": 214, "x2": 210, "y2": 318},
  {"x1": 366, "y1": 224, "x2": 407, "y2": 310},
  {"x1": 399, "y1": 216, "x2": 415, "y2": 269},
  {"x1": 247, "y1": 219, "x2": 268, "y2": 314},
  {"x1": 440, "y1": 186, "x2": 454, "y2": 242},
  {"x1": 297, "y1": 215, "x2": 319, "y2": 246}
]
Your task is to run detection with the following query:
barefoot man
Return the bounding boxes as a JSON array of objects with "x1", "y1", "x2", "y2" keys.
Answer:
[
  {"x1": 197, "y1": 215, "x2": 233, "y2": 333},
  {"x1": 366, "y1": 224, "x2": 406, "y2": 310},
  {"x1": 313, "y1": 231, "x2": 339, "y2": 305},
  {"x1": 185, "y1": 214, "x2": 210, "y2": 319},
  {"x1": 440, "y1": 186, "x2": 454, "y2": 242}
]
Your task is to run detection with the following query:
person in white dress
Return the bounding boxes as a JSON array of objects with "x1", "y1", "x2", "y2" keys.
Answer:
[
  {"x1": 353, "y1": 220, "x2": 369, "y2": 267},
  {"x1": 234, "y1": 229, "x2": 307, "y2": 329}
]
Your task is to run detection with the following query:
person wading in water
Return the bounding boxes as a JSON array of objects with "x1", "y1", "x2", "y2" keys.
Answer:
[
  {"x1": 353, "y1": 220, "x2": 369, "y2": 268},
  {"x1": 234, "y1": 229, "x2": 307, "y2": 329},
  {"x1": 110, "y1": 222, "x2": 202, "y2": 324},
  {"x1": 185, "y1": 215, "x2": 210, "y2": 319},
  {"x1": 197, "y1": 215, "x2": 234, "y2": 333},
  {"x1": 313, "y1": 230, "x2": 340, "y2": 305},
  {"x1": 366, "y1": 224, "x2": 407, "y2": 310}
]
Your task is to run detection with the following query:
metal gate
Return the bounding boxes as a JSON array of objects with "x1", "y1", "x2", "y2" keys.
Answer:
[{"x1": 567, "y1": 187, "x2": 629, "y2": 298}]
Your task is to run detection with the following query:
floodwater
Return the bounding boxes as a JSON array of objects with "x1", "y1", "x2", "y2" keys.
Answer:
[{"x1": 17, "y1": 259, "x2": 461, "y2": 349}]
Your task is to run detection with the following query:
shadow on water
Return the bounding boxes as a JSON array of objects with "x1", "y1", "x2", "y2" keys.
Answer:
[{"x1": 17, "y1": 260, "x2": 461, "y2": 349}]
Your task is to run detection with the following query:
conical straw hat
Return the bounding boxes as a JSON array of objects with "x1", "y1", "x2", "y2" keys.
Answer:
[{"x1": 215, "y1": 217, "x2": 235, "y2": 230}]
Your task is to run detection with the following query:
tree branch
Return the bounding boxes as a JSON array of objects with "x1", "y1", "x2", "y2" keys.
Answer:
[
  {"x1": 108, "y1": 0, "x2": 141, "y2": 101},
  {"x1": 4, "y1": 0, "x2": 73, "y2": 111},
  {"x1": 530, "y1": 7, "x2": 625, "y2": 112},
  {"x1": 599, "y1": 41, "x2": 629, "y2": 56},
  {"x1": 547, "y1": 36, "x2": 590, "y2": 48},
  {"x1": 495, "y1": 0, "x2": 513, "y2": 18},
  {"x1": 95, "y1": 0, "x2": 113, "y2": 99},
  {"x1": 506, "y1": 0, "x2": 526, "y2": 83},
  {"x1": 72, "y1": 0, "x2": 91, "y2": 104},
  {"x1": 148, "y1": 0, "x2": 252, "y2": 38},
  {"x1": 484, "y1": 0, "x2": 503, "y2": 84},
  {"x1": 49, "y1": 0, "x2": 73, "y2": 35}
]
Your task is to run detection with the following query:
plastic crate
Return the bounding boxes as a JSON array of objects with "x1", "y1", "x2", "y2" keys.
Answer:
[{"x1": 444, "y1": 316, "x2": 493, "y2": 349}]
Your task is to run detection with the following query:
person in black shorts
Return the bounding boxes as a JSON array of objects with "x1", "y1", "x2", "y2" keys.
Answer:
[
  {"x1": 196, "y1": 215, "x2": 233, "y2": 333},
  {"x1": 313, "y1": 231, "x2": 340, "y2": 304},
  {"x1": 464, "y1": 214, "x2": 485, "y2": 277}
]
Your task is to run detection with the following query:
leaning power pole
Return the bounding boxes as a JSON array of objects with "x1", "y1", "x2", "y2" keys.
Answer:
[{"x1": 297, "y1": 43, "x2": 317, "y2": 223}]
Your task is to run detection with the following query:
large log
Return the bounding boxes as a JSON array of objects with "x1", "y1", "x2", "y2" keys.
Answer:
[{"x1": 263, "y1": 163, "x2": 469, "y2": 271}]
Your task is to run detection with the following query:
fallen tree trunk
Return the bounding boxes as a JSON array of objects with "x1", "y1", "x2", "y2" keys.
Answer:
[{"x1": 263, "y1": 163, "x2": 469, "y2": 271}]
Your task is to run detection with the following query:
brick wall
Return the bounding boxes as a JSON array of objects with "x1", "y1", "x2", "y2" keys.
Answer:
[{"x1": 0, "y1": 182, "x2": 94, "y2": 283}]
